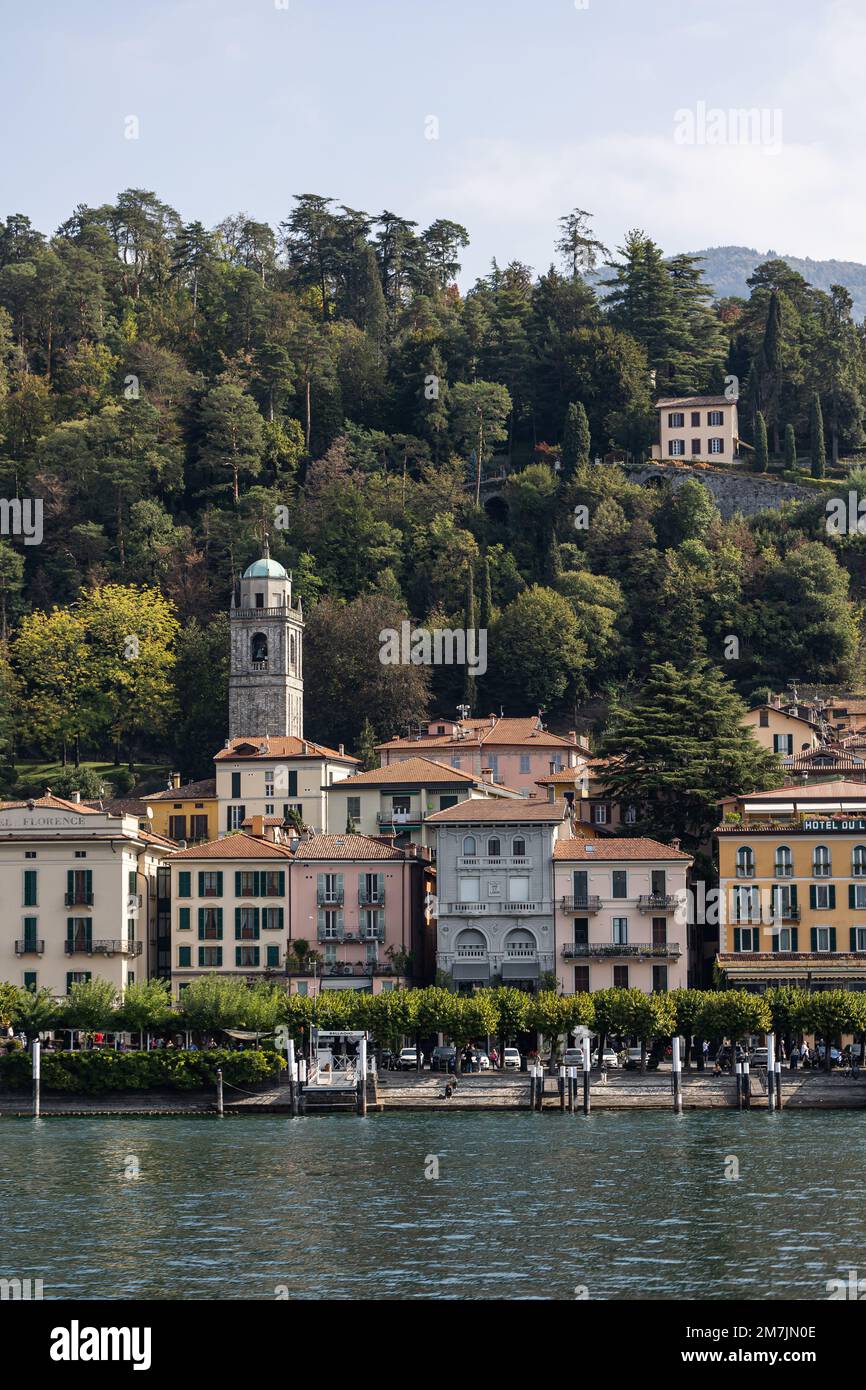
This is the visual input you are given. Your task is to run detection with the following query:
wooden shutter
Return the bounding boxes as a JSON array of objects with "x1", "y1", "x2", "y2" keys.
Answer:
[
  {"x1": 829, "y1": 886, "x2": 836, "y2": 909},
  {"x1": 851, "y1": 928, "x2": 858, "y2": 951},
  {"x1": 810, "y1": 928, "x2": 818, "y2": 950},
  {"x1": 179, "y1": 908, "x2": 190, "y2": 931},
  {"x1": 829, "y1": 928, "x2": 837, "y2": 950},
  {"x1": 178, "y1": 871, "x2": 191, "y2": 898},
  {"x1": 851, "y1": 885, "x2": 857, "y2": 909},
  {"x1": 809, "y1": 886, "x2": 817, "y2": 910},
  {"x1": 67, "y1": 869, "x2": 74, "y2": 899},
  {"x1": 791, "y1": 928, "x2": 798, "y2": 951},
  {"x1": 733, "y1": 928, "x2": 741, "y2": 951}
]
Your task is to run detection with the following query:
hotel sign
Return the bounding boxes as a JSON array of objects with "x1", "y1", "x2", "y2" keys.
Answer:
[{"x1": 803, "y1": 818, "x2": 866, "y2": 833}]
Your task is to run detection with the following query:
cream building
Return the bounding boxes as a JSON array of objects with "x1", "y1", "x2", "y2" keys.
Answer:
[
  {"x1": 0, "y1": 793, "x2": 174, "y2": 998},
  {"x1": 215, "y1": 735, "x2": 358, "y2": 835},
  {"x1": 743, "y1": 704, "x2": 821, "y2": 758},
  {"x1": 653, "y1": 395, "x2": 739, "y2": 464}
]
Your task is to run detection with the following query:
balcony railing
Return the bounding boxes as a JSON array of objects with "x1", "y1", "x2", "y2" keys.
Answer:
[
  {"x1": 377, "y1": 811, "x2": 419, "y2": 827},
  {"x1": 64, "y1": 892, "x2": 94, "y2": 907},
  {"x1": 316, "y1": 891, "x2": 344, "y2": 906},
  {"x1": 560, "y1": 895, "x2": 602, "y2": 913},
  {"x1": 65, "y1": 939, "x2": 142, "y2": 956},
  {"x1": 318, "y1": 926, "x2": 344, "y2": 943},
  {"x1": 561, "y1": 942, "x2": 682, "y2": 959},
  {"x1": 15, "y1": 939, "x2": 44, "y2": 955},
  {"x1": 458, "y1": 857, "x2": 530, "y2": 869},
  {"x1": 769, "y1": 905, "x2": 801, "y2": 923},
  {"x1": 504, "y1": 901, "x2": 542, "y2": 913},
  {"x1": 360, "y1": 926, "x2": 386, "y2": 943},
  {"x1": 449, "y1": 902, "x2": 488, "y2": 913},
  {"x1": 637, "y1": 894, "x2": 678, "y2": 913},
  {"x1": 358, "y1": 890, "x2": 385, "y2": 906}
]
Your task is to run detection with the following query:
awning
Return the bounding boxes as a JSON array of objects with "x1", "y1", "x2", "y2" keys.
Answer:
[
  {"x1": 320, "y1": 979, "x2": 373, "y2": 991},
  {"x1": 452, "y1": 961, "x2": 491, "y2": 982},
  {"x1": 501, "y1": 959, "x2": 540, "y2": 980}
]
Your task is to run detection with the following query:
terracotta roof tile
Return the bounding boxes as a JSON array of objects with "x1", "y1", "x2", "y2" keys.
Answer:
[
  {"x1": 0, "y1": 794, "x2": 101, "y2": 814},
  {"x1": 169, "y1": 833, "x2": 295, "y2": 860},
  {"x1": 214, "y1": 737, "x2": 357, "y2": 762},
  {"x1": 426, "y1": 798, "x2": 571, "y2": 824},
  {"x1": 145, "y1": 778, "x2": 217, "y2": 801},
  {"x1": 554, "y1": 837, "x2": 691, "y2": 861}
]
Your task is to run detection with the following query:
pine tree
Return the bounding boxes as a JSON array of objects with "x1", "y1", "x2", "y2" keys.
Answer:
[
  {"x1": 758, "y1": 291, "x2": 783, "y2": 451},
  {"x1": 754, "y1": 412, "x2": 769, "y2": 473},
  {"x1": 810, "y1": 393, "x2": 826, "y2": 478},
  {"x1": 783, "y1": 423, "x2": 797, "y2": 471},
  {"x1": 561, "y1": 401, "x2": 590, "y2": 481},
  {"x1": 463, "y1": 559, "x2": 477, "y2": 711},
  {"x1": 356, "y1": 717, "x2": 379, "y2": 771}
]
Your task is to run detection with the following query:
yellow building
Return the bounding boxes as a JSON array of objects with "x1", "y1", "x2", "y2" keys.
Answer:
[
  {"x1": 742, "y1": 704, "x2": 820, "y2": 758},
  {"x1": 652, "y1": 394, "x2": 739, "y2": 464},
  {"x1": 143, "y1": 775, "x2": 218, "y2": 845},
  {"x1": 716, "y1": 780, "x2": 866, "y2": 988}
]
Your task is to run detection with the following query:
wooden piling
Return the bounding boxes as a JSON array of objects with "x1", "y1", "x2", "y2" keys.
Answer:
[
  {"x1": 767, "y1": 1035, "x2": 776, "y2": 1113},
  {"x1": 32, "y1": 1039, "x2": 40, "y2": 1119},
  {"x1": 672, "y1": 1035, "x2": 682, "y2": 1114},
  {"x1": 216, "y1": 1066, "x2": 224, "y2": 1117}
]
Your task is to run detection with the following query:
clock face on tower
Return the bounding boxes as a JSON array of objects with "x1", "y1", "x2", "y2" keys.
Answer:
[{"x1": 228, "y1": 542, "x2": 304, "y2": 739}]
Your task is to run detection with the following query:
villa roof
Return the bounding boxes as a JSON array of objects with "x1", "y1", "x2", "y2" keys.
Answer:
[
  {"x1": 169, "y1": 833, "x2": 295, "y2": 860},
  {"x1": 377, "y1": 716, "x2": 579, "y2": 752},
  {"x1": 145, "y1": 778, "x2": 217, "y2": 801},
  {"x1": 328, "y1": 756, "x2": 479, "y2": 788},
  {"x1": 0, "y1": 793, "x2": 101, "y2": 814},
  {"x1": 720, "y1": 780, "x2": 866, "y2": 804},
  {"x1": 655, "y1": 395, "x2": 733, "y2": 408},
  {"x1": 290, "y1": 833, "x2": 409, "y2": 861},
  {"x1": 426, "y1": 797, "x2": 571, "y2": 824},
  {"x1": 215, "y1": 737, "x2": 357, "y2": 763},
  {"x1": 554, "y1": 838, "x2": 691, "y2": 862}
]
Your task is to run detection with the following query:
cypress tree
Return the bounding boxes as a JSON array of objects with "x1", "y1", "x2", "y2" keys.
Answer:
[
  {"x1": 754, "y1": 412, "x2": 769, "y2": 473},
  {"x1": 561, "y1": 401, "x2": 590, "y2": 480},
  {"x1": 783, "y1": 423, "x2": 797, "y2": 471},
  {"x1": 463, "y1": 559, "x2": 477, "y2": 711},
  {"x1": 810, "y1": 393, "x2": 826, "y2": 479},
  {"x1": 479, "y1": 555, "x2": 493, "y2": 632}
]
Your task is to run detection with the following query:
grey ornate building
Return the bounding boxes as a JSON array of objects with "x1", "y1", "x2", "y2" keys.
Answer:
[{"x1": 228, "y1": 541, "x2": 304, "y2": 739}]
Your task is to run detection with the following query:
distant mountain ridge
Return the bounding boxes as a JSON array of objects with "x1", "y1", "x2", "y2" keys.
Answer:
[{"x1": 687, "y1": 245, "x2": 866, "y2": 321}]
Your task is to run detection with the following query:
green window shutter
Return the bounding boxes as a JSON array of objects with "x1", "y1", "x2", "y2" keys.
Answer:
[
  {"x1": 198, "y1": 908, "x2": 205, "y2": 940},
  {"x1": 198, "y1": 872, "x2": 205, "y2": 896},
  {"x1": 216, "y1": 948, "x2": 222, "y2": 967},
  {"x1": 253, "y1": 908, "x2": 260, "y2": 940},
  {"x1": 67, "y1": 869, "x2": 74, "y2": 898},
  {"x1": 86, "y1": 869, "x2": 92, "y2": 897},
  {"x1": 733, "y1": 928, "x2": 741, "y2": 952},
  {"x1": 317, "y1": 908, "x2": 324, "y2": 933},
  {"x1": 235, "y1": 871, "x2": 241, "y2": 896},
  {"x1": 254, "y1": 871, "x2": 261, "y2": 897},
  {"x1": 376, "y1": 873, "x2": 384, "y2": 900},
  {"x1": 829, "y1": 927, "x2": 837, "y2": 950},
  {"x1": 771, "y1": 932, "x2": 779, "y2": 953},
  {"x1": 336, "y1": 873, "x2": 344, "y2": 898},
  {"x1": 829, "y1": 886, "x2": 836, "y2": 909},
  {"x1": 288, "y1": 770, "x2": 297, "y2": 797},
  {"x1": 23, "y1": 972, "x2": 37, "y2": 991},
  {"x1": 791, "y1": 928, "x2": 798, "y2": 951},
  {"x1": 232, "y1": 772, "x2": 241, "y2": 797},
  {"x1": 810, "y1": 928, "x2": 818, "y2": 950},
  {"x1": 790, "y1": 885, "x2": 797, "y2": 907},
  {"x1": 235, "y1": 907, "x2": 241, "y2": 937},
  {"x1": 851, "y1": 928, "x2": 858, "y2": 951},
  {"x1": 850, "y1": 885, "x2": 856, "y2": 909},
  {"x1": 24, "y1": 871, "x2": 37, "y2": 906},
  {"x1": 235, "y1": 947, "x2": 242, "y2": 967},
  {"x1": 66, "y1": 973, "x2": 74, "y2": 993},
  {"x1": 66, "y1": 918, "x2": 74, "y2": 943},
  {"x1": 216, "y1": 872, "x2": 223, "y2": 896},
  {"x1": 215, "y1": 908, "x2": 223, "y2": 939},
  {"x1": 178, "y1": 946, "x2": 191, "y2": 967},
  {"x1": 809, "y1": 886, "x2": 817, "y2": 910},
  {"x1": 277, "y1": 907, "x2": 284, "y2": 930},
  {"x1": 179, "y1": 907, "x2": 190, "y2": 931},
  {"x1": 128, "y1": 870, "x2": 136, "y2": 893},
  {"x1": 267, "y1": 945, "x2": 279, "y2": 967},
  {"x1": 178, "y1": 871, "x2": 191, "y2": 899},
  {"x1": 276, "y1": 871, "x2": 284, "y2": 895}
]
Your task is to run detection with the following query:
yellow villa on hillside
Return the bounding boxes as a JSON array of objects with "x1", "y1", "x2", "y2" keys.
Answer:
[
  {"x1": 716, "y1": 781, "x2": 866, "y2": 989},
  {"x1": 143, "y1": 775, "x2": 219, "y2": 844}
]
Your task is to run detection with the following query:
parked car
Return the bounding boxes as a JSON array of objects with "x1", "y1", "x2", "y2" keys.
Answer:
[
  {"x1": 592, "y1": 1048, "x2": 620, "y2": 1069},
  {"x1": 816, "y1": 1044, "x2": 842, "y2": 1066},
  {"x1": 476, "y1": 1051, "x2": 491, "y2": 1070},
  {"x1": 623, "y1": 1047, "x2": 658, "y2": 1071},
  {"x1": 430, "y1": 1045, "x2": 457, "y2": 1072},
  {"x1": 503, "y1": 1047, "x2": 522, "y2": 1070},
  {"x1": 750, "y1": 1047, "x2": 769, "y2": 1068},
  {"x1": 562, "y1": 1047, "x2": 585, "y2": 1068},
  {"x1": 397, "y1": 1047, "x2": 419, "y2": 1070}
]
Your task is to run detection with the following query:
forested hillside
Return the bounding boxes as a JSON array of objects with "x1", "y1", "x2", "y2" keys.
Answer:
[{"x1": 1, "y1": 192, "x2": 866, "y2": 787}]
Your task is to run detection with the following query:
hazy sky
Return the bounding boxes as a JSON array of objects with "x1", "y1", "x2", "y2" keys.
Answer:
[{"x1": 2, "y1": 0, "x2": 864, "y2": 284}]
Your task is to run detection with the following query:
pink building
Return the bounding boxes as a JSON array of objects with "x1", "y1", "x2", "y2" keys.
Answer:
[
  {"x1": 377, "y1": 715, "x2": 588, "y2": 795},
  {"x1": 553, "y1": 838, "x2": 692, "y2": 994}
]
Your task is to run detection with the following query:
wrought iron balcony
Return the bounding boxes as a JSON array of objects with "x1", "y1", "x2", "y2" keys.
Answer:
[
  {"x1": 769, "y1": 905, "x2": 801, "y2": 923},
  {"x1": 15, "y1": 939, "x2": 44, "y2": 955},
  {"x1": 65, "y1": 938, "x2": 141, "y2": 956},
  {"x1": 64, "y1": 892, "x2": 94, "y2": 907},
  {"x1": 560, "y1": 895, "x2": 602, "y2": 913},
  {"x1": 316, "y1": 891, "x2": 344, "y2": 906},
  {"x1": 317, "y1": 926, "x2": 344, "y2": 943},
  {"x1": 358, "y1": 889, "x2": 385, "y2": 906},
  {"x1": 561, "y1": 942, "x2": 682, "y2": 959},
  {"x1": 637, "y1": 894, "x2": 678, "y2": 913}
]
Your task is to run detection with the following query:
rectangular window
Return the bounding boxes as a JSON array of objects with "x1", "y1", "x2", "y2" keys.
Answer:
[
  {"x1": 815, "y1": 926, "x2": 831, "y2": 952},
  {"x1": 178, "y1": 946, "x2": 191, "y2": 967},
  {"x1": 191, "y1": 815, "x2": 210, "y2": 842},
  {"x1": 22, "y1": 917, "x2": 39, "y2": 949},
  {"x1": 439, "y1": 795, "x2": 458, "y2": 810},
  {"x1": 773, "y1": 734, "x2": 793, "y2": 755},
  {"x1": 852, "y1": 927, "x2": 866, "y2": 951},
  {"x1": 266, "y1": 945, "x2": 280, "y2": 968},
  {"x1": 23, "y1": 870, "x2": 37, "y2": 907},
  {"x1": 320, "y1": 910, "x2": 341, "y2": 940},
  {"x1": 691, "y1": 438, "x2": 701, "y2": 455},
  {"x1": 347, "y1": 796, "x2": 361, "y2": 821},
  {"x1": 487, "y1": 756, "x2": 499, "y2": 780},
  {"x1": 199, "y1": 871, "x2": 223, "y2": 897},
  {"x1": 573, "y1": 918, "x2": 589, "y2": 945},
  {"x1": 612, "y1": 917, "x2": 628, "y2": 945},
  {"x1": 852, "y1": 885, "x2": 866, "y2": 910},
  {"x1": 669, "y1": 439, "x2": 685, "y2": 456},
  {"x1": 236, "y1": 946, "x2": 260, "y2": 967},
  {"x1": 198, "y1": 907, "x2": 223, "y2": 940},
  {"x1": 459, "y1": 877, "x2": 480, "y2": 903},
  {"x1": 227, "y1": 805, "x2": 246, "y2": 831},
  {"x1": 177, "y1": 871, "x2": 191, "y2": 899},
  {"x1": 231, "y1": 772, "x2": 241, "y2": 797},
  {"x1": 652, "y1": 965, "x2": 668, "y2": 992},
  {"x1": 736, "y1": 926, "x2": 759, "y2": 950},
  {"x1": 613, "y1": 965, "x2": 629, "y2": 988},
  {"x1": 451, "y1": 756, "x2": 461, "y2": 770},
  {"x1": 260, "y1": 871, "x2": 284, "y2": 897},
  {"x1": 667, "y1": 412, "x2": 685, "y2": 428},
  {"x1": 520, "y1": 754, "x2": 531, "y2": 773},
  {"x1": 66, "y1": 972, "x2": 91, "y2": 990},
  {"x1": 759, "y1": 709, "x2": 769, "y2": 727},
  {"x1": 178, "y1": 907, "x2": 191, "y2": 931},
  {"x1": 169, "y1": 815, "x2": 187, "y2": 840},
  {"x1": 198, "y1": 947, "x2": 223, "y2": 967},
  {"x1": 592, "y1": 804, "x2": 608, "y2": 825},
  {"x1": 508, "y1": 876, "x2": 530, "y2": 902},
  {"x1": 707, "y1": 410, "x2": 724, "y2": 427},
  {"x1": 236, "y1": 907, "x2": 260, "y2": 940},
  {"x1": 811, "y1": 884, "x2": 834, "y2": 910},
  {"x1": 262, "y1": 907, "x2": 284, "y2": 931},
  {"x1": 237, "y1": 871, "x2": 259, "y2": 898},
  {"x1": 574, "y1": 965, "x2": 590, "y2": 992},
  {"x1": 708, "y1": 438, "x2": 724, "y2": 454},
  {"x1": 611, "y1": 870, "x2": 627, "y2": 899},
  {"x1": 23, "y1": 971, "x2": 37, "y2": 991},
  {"x1": 652, "y1": 917, "x2": 667, "y2": 945},
  {"x1": 690, "y1": 411, "x2": 700, "y2": 427}
]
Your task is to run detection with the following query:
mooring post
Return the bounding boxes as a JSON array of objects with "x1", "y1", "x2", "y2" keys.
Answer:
[
  {"x1": 766, "y1": 1035, "x2": 776, "y2": 1112},
  {"x1": 558, "y1": 1065, "x2": 566, "y2": 1112},
  {"x1": 568, "y1": 1066, "x2": 576, "y2": 1114},
  {"x1": 743, "y1": 1057, "x2": 751, "y2": 1109},
  {"x1": 216, "y1": 1066, "x2": 224, "y2": 1117},
  {"x1": 32, "y1": 1038, "x2": 40, "y2": 1119},
  {"x1": 672, "y1": 1034, "x2": 682, "y2": 1114},
  {"x1": 287, "y1": 1038, "x2": 298, "y2": 1117},
  {"x1": 529, "y1": 1067, "x2": 536, "y2": 1110},
  {"x1": 735, "y1": 1059, "x2": 742, "y2": 1110},
  {"x1": 582, "y1": 1047, "x2": 591, "y2": 1116},
  {"x1": 357, "y1": 1037, "x2": 368, "y2": 1117},
  {"x1": 536, "y1": 1063, "x2": 545, "y2": 1111},
  {"x1": 775, "y1": 1059, "x2": 783, "y2": 1111}
]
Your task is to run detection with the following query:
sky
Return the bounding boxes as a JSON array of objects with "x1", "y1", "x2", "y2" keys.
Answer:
[{"x1": 1, "y1": 0, "x2": 865, "y2": 285}]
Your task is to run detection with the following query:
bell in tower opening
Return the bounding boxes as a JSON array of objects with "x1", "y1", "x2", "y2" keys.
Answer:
[{"x1": 228, "y1": 536, "x2": 304, "y2": 738}]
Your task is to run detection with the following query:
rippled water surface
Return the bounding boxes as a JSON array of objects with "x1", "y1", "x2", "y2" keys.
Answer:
[{"x1": 1, "y1": 1111, "x2": 862, "y2": 1299}]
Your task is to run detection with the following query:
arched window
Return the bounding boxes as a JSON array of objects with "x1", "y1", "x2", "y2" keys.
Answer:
[
  {"x1": 775, "y1": 845, "x2": 792, "y2": 878},
  {"x1": 512, "y1": 837, "x2": 526, "y2": 858},
  {"x1": 251, "y1": 632, "x2": 268, "y2": 663},
  {"x1": 736, "y1": 846, "x2": 755, "y2": 878},
  {"x1": 455, "y1": 928, "x2": 487, "y2": 957},
  {"x1": 487, "y1": 837, "x2": 501, "y2": 857},
  {"x1": 290, "y1": 633, "x2": 296, "y2": 669},
  {"x1": 813, "y1": 844, "x2": 831, "y2": 877},
  {"x1": 504, "y1": 927, "x2": 537, "y2": 958},
  {"x1": 462, "y1": 835, "x2": 477, "y2": 857},
  {"x1": 853, "y1": 846, "x2": 866, "y2": 877}
]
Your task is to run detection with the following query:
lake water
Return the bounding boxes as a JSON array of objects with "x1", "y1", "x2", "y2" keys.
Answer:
[{"x1": 1, "y1": 1111, "x2": 862, "y2": 1300}]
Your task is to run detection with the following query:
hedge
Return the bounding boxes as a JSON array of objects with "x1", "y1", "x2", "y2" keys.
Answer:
[{"x1": 0, "y1": 1048, "x2": 283, "y2": 1095}]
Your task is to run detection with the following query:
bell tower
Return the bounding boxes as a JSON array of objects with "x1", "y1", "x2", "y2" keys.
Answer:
[{"x1": 228, "y1": 538, "x2": 304, "y2": 738}]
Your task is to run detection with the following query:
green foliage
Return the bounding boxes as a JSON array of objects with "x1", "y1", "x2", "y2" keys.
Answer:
[
  {"x1": 0, "y1": 1048, "x2": 280, "y2": 1095},
  {"x1": 753, "y1": 411, "x2": 769, "y2": 473}
]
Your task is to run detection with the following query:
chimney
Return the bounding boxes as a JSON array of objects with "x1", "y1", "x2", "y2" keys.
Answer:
[
  {"x1": 481, "y1": 768, "x2": 493, "y2": 784},
  {"x1": 172, "y1": 771, "x2": 181, "y2": 790},
  {"x1": 549, "y1": 761, "x2": 557, "y2": 774},
  {"x1": 547, "y1": 784, "x2": 555, "y2": 803},
  {"x1": 568, "y1": 730, "x2": 577, "y2": 744},
  {"x1": 251, "y1": 815, "x2": 265, "y2": 838},
  {"x1": 73, "y1": 790, "x2": 81, "y2": 803},
  {"x1": 339, "y1": 743, "x2": 345, "y2": 757},
  {"x1": 671, "y1": 837, "x2": 681, "y2": 852},
  {"x1": 489, "y1": 713, "x2": 496, "y2": 728}
]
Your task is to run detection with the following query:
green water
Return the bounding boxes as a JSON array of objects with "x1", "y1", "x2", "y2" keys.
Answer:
[{"x1": 1, "y1": 1110, "x2": 862, "y2": 1300}]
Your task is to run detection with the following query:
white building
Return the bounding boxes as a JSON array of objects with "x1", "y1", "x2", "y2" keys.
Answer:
[
  {"x1": 215, "y1": 736, "x2": 358, "y2": 836},
  {"x1": 0, "y1": 793, "x2": 174, "y2": 998}
]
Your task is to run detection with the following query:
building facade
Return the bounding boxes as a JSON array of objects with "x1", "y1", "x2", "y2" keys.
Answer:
[
  {"x1": 376, "y1": 715, "x2": 588, "y2": 795},
  {"x1": 143, "y1": 775, "x2": 218, "y2": 843},
  {"x1": 716, "y1": 781, "x2": 866, "y2": 989},
  {"x1": 0, "y1": 794, "x2": 174, "y2": 998},
  {"x1": 228, "y1": 541, "x2": 305, "y2": 740},
  {"x1": 428, "y1": 797, "x2": 574, "y2": 991},
  {"x1": 215, "y1": 736, "x2": 357, "y2": 835},
  {"x1": 653, "y1": 394, "x2": 739, "y2": 464},
  {"x1": 553, "y1": 838, "x2": 691, "y2": 994},
  {"x1": 742, "y1": 704, "x2": 820, "y2": 758}
]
